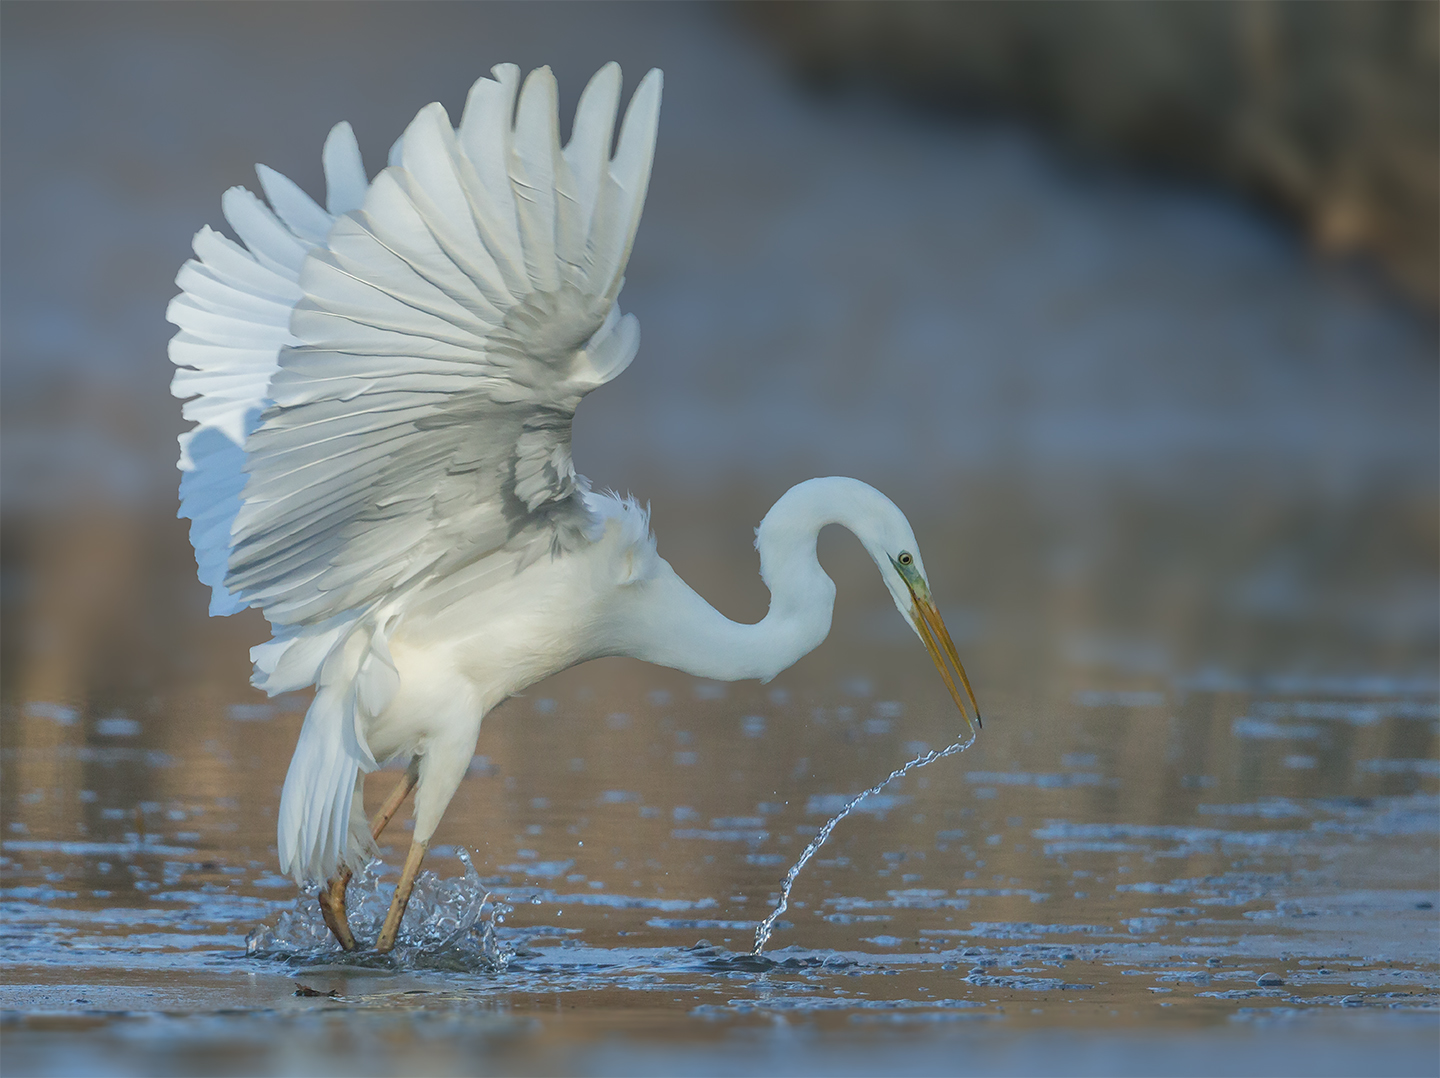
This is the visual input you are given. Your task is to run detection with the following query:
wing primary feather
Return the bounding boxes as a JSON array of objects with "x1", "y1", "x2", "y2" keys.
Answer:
[
  {"x1": 457, "y1": 66, "x2": 527, "y2": 292},
  {"x1": 256, "y1": 164, "x2": 333, "y2": 245},
  {"x1": 589, "y1": 68, "x2": 662, "y2": 303},
  {"x1": 166, "y1": 294, "x2": 296, "y2": 348},
  {"x1": 563, "y1": 62, "x2": 622, "y2": 252},
  {"x1": 221, "y1": 187, "x2": 309, "y2": 274},
  {"x1": 322, "y1": 122, "x2": 369, "y2": 215},
  {"x1": 191, "y1": 226, "x2": 303, "y2": 302},
  {"x1": 357, "y1": 170, "x2": 509, "y2": 323},
  {"x1": 400, "y1": 105, "x2": 472, "y2": 230},
  {"x1": 324, "y1": 214, "x2": 507, "y2": 326},
  {"x1": 509, "y1": 66, "x2": 561, "y2": 292},
  {"x1": 175, "y1": 261, "x2": 295, "y2": 324},
  {"x1": 396, "y1": 108, "x2": 517, "y2": 309}
]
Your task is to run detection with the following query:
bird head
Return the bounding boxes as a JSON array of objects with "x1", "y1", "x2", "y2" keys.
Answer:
[
  {"x1": 755, "y1": 477, "x2": 982, "y2": 732},
  {"x1": 884, "y1": 547, "x2": 982, "y2": 735},
  {"x1": 845, "y1": 488, "x2": 982, "y2": 737}
]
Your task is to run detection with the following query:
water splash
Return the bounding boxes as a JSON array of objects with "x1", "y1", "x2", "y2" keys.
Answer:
[
  {"x1": 245, "y1": 848, "x2": 514, "y2": 971},
  {"x1": 753, "y1": 728, "x2": 979, "y2": 955}
]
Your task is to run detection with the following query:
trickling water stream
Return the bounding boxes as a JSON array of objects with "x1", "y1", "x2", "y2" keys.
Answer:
[{"x1": 753, "y1": 724, "x2": 981, "y2": 954}]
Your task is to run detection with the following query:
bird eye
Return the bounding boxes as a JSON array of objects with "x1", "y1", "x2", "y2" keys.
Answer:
[{"x1": 897, "y1": 552, "x2": 913, "y2": 566}]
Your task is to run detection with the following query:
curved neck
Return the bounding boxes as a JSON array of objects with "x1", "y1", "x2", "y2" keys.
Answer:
[{"x1": 611, "y1": 478, "x2": 883, "y2": 682}]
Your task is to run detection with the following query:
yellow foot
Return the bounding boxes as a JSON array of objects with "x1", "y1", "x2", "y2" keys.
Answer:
[{"x1": 318, "y1": 869, "x2": 356, "y2": 951}]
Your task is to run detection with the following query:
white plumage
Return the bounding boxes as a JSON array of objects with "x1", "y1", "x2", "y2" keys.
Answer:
[{"x1": 170, "y1": 63, "x2": 978, "y2": 952}]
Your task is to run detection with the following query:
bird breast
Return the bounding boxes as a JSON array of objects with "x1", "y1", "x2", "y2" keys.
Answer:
[{"x1": 378, "y1": 513, "x2": 649, "y2": 734}]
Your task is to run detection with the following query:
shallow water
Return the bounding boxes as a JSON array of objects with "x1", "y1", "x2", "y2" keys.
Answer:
[
  {"x1": 4, "y1": 579, "x2": 1437, "y2": 1073},
  {"x1": 2, "y1": 3, "x2": 1438, "y2": 1075}
]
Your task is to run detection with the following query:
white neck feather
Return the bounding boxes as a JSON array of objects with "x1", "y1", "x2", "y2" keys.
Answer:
[{"x1": 608, "y1": 478, "x2": 897, "y2": 682}]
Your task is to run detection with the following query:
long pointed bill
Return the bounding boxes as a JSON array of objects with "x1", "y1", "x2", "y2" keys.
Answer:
[{"x1": 910, "y1": 593, "x2": 983, "y2": 737}]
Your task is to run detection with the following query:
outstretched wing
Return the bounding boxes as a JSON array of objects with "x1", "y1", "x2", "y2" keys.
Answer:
[{"x1": 169, "y1": 63, "x2": 661, "y2": 627}]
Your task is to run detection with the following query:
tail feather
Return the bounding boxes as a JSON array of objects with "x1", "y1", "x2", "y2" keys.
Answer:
[
  {"x1": 277, "y1": 682, "x2": 377, "y2": 884},
  {"x1": 273, "y1": 619, "x2": 397, "y2": 885}
]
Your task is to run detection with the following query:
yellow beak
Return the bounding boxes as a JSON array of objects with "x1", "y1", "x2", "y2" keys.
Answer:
[{"x1": 910, "y1": 592, "x2": 983, "y2": 737}]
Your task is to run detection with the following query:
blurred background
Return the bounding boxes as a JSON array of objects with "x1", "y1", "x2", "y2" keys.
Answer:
[
  {"x1": 1, "y1": 2, "x2": 1437, "y2": 1069},
  {"x1": 3, "y1": 0, "x2": 1434, "y2": 716},
  {"x1": 753, "y1": 1, "x2": 1439, "y2": 307}
]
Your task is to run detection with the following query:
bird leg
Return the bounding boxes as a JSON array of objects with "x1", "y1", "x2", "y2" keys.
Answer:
[
  {"x1": 374, "y1": 837, "x2": 428, "y2": 954},
  {"x1": 369, "y1": 760, "x2": 421, "y2": 841},
  {"x1": 317, "y1": 761, "x2": 419, "y2": 951},
  {"x1": 318, "y1": 869, "x2": 357, "y2": 950}
]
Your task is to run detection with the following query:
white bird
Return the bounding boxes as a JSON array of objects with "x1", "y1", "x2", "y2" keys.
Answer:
[{"x1": 169, "y1": 63, "x2": 980, "y2": 953}]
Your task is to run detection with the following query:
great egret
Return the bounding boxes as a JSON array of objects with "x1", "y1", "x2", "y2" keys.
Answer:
[{"x1": 170, "y1": 63, "x2": 980, "y2": 954}]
